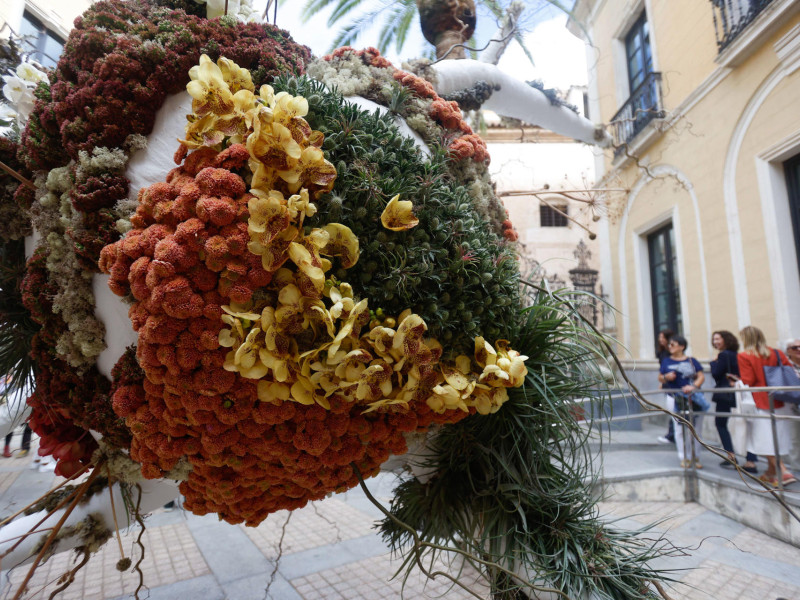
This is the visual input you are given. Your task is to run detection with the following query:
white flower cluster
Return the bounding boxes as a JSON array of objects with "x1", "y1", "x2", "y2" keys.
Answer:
[
  {"x1": 193, "y1": 0, "x2": 260, "y2": 22},
  {"x1": 2, "y1": 60, "x2": 48, "y2": 128}
]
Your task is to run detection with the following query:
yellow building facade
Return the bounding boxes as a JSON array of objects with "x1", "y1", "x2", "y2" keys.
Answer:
[{"x1": 569, "y1": 0, "x2": 800, "y2": 374}]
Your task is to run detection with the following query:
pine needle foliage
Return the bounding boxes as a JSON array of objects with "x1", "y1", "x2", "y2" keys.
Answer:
[
  {"x1": 379, "y1": 287, "x2": 678, "y2": 599},
  {"x1": 274, "y1": 75, "x2": 521, "y2": 355}
]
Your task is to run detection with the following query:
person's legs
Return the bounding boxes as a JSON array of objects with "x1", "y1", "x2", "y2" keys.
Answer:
[
  {"x1": 715, "y1": 411, "x2": 735, "y2": 455},
  {"x1": 666, "y1": 418, "x2": 675, "y2": 442},
  {"x1": 667, "y1": 395, "x2": 686, "y2": 462},
  {"x1": 692, "y1": 414, "x2": 704, "y2": 466},
  {"x1": 21, "y1": 424, "x2": 31, "y2": 451},
  {"x1": 3, "y1": 432, "x2": 12, "y2": 457}
]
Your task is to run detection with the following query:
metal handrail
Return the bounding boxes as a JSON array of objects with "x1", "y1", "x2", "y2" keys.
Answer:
[
  {"x1": 609, "y1": 71, "x2": 665, "y2": 154},
  {"x1": 711, "y1": 0, "x2": 777, "y2": 52},
  {"x1": 580, "y1": 382, "x2": 800, "y2": 499}
]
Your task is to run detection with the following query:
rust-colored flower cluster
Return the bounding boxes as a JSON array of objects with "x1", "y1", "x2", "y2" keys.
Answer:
[
  {"x1": 99, "y1": 145, "x2": 473, "y2": 524},
  {"x1": 323, "y1": 47, "x2": 489, "y2": 164}
]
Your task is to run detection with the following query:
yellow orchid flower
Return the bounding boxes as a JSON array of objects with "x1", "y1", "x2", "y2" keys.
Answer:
[
  {"x1": 181, "y1": 114, "x2": 225, "y2": 149},
  {"x1": 475, "y1": 337, "x2": 528, "y2": 388},
  {"x1": 380, "y1": 195, "x2": 419, "y2": 231},
  {"x1": 279, "y1": 146, "x2": 337, "y2": 195},
  {"x1": 217, "y1": 57, "x2": 255, "y2": 94},
  {"x1": 285, "y1": 189, "x2": 317, "y2": 223},
  {"x1": 471, "y1": 386, "x2": 509, "y2": 415},
  {"x1": 326, "y1": 282, "x2": 355, "y2": 320},
  {"x1": 247, "y1": 119, "x2": 301, "y2": 174},
  {"x1": 321, "y1": 223, "x2": 359, "y2": 269},
  {"x1": 288, "y1": 241, "x2": 326, "y2": 294},
  {"x1": 248, "y1": 189, "x2": 290, "y2": 245},
  {"x1": 272, "y1": 91, "x2": 309, "y2": 122},
  {"x1": 257, "y1": 380, "x2": 291, "y2": 404},
  {"x1": 186, "y1": 55, "x2": 234, "y2": 117},
  {"x1": 355, "y1": 363, "x2": 393, "y2": 402}
]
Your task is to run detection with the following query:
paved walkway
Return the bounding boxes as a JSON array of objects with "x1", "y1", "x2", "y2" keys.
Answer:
[{"x1": 0, "y1": 426, "x2": 798, "y2": 600}]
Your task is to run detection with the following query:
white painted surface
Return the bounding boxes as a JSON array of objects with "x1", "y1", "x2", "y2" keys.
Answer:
[{"x1": 431, "y1": 60, "x2": 609, "y2": 146}]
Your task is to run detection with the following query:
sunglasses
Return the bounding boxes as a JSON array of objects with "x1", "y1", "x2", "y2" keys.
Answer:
[{"x1": 789, "y1": 346, "x2": 800, "y2": 351}]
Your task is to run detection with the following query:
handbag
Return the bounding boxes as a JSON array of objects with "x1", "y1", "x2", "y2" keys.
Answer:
[
  {"x1": 672, "y1": 390, "x2": 709, "y2": 412},
  {"x1": 730, "y1": 380, "x2": 755, "y2": 455},
  {"x1": 763, "y1": 349, "x2": 800, "y2": 405}
]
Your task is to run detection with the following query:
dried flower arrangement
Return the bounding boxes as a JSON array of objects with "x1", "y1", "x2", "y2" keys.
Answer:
[{"x1": 0, "y1": 2, "x2": 676, "y2": 599}]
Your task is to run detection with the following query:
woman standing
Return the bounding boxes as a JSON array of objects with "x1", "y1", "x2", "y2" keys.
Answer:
[
  {"x1": 658, "y1": 335, "x2": 706, "y2": 468},
  {"x1": 709, "y1": 330, "x2": 757, "y2": 472},
  {"x1": 738, "y1": 326, "x2": 797, "y2": 487},
  {"x1": 656, "y1": 329, "x2": 675, "y2": 444}
]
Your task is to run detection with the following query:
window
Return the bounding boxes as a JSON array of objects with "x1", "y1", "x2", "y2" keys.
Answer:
[
  {"x1": 18, "y1": 11, "x2": 64, "y2": 68},
  {"x1": 785, "y1": 153, "x2": 800, "y2": 276},
  {"x1": 648, "y1": 223, "x2": 682, "y2": 338},
  {"x1": 625, "y1": 13, "x2": 652, "y2": 94},
  {"x1": 540, "y1": 203, "x2": 568, "y2": 227}
]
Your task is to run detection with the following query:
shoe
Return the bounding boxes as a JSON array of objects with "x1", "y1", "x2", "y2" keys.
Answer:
[
  {"x1": 694, "y1": 461, "x2": 703, "y2": 470},
  {"x1": 743, "y1": 464, "x2": 758, "y2": 474},
  {"x1": 657, "y1": 436, "x2": 672, "y2": 444},
  {"x1": 680, "y1": 459, "x2": 691, "y2": 468},
  {"x1": 720, "y1": 460, "x2": 737, "y2": 469},
  {"x1": 16, "y1": 450, "x2": 28, "y2": 458},
  {"x1": 781, "y1": 473, "x2": 798, "y2": 485},
  {"x1": 665, "y1": 435, "x2": 675, "y2": 443},
  {"x1": 2, "y1": 447, "x2": 11, "y2": 458},
  {"x1": 758, "y1": 474, "x2": 778, "y2": 487}
]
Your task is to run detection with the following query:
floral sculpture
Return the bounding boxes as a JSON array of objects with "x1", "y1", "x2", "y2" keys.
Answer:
[{"x1": 0, "y1": 2, "x2": 674, "y2": 599}]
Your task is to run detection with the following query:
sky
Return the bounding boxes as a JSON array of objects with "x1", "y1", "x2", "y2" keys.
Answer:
[{"x1": 254, "y1": 0, "x2": 588, "y2": 91}]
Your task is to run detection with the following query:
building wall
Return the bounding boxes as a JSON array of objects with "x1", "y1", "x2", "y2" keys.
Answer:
[
  {"x1": 573, "y1": 0, "x2": 800, "y2": 362},
  {"x1": 1, "y1": 0, "x2": 90, "y2": 39},
  {"x1": 487, "y1": 141, "x2": 602, "y2": 291}
]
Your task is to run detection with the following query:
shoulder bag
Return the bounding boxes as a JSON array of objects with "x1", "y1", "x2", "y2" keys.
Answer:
[{"x1": 763, "y1": 349, "x2": 800, "y2": 405}]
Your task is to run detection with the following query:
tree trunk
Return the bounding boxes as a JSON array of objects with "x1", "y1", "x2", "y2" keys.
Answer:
[{"x1": 417, "y1": 0, "x2": 477, "y2": 60}]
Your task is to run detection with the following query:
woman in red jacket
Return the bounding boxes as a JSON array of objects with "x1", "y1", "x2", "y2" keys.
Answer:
[{"x1": 738, "y1": 326, "x2": 797, "y2": 487}]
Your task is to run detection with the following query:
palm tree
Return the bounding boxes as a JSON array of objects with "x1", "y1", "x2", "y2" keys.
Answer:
[{"x1": 300, "y1": 0, "x2": 574, "y2": 62}]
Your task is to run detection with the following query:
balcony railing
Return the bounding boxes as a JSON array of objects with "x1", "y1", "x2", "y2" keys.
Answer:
[
  {"x1": 610, "y1": 72, "x2": 665, "y2": 156},
  {"x1": 711, "y1": 0, "x2": 776, "y2": 51}
]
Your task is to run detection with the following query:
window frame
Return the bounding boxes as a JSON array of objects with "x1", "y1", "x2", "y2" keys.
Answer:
[
  {"x1": 624, "y1": 12, "x2": 653, "y2": 95},
  {"x1": 647, "y1": 222, "x2": 682, "y2": 338},
  {"x1": 539, "y1": 203, "x2": 569, "y2": 228},
  {"x1": 785, "y1": 153, "x2": 800, "y2": 278},
  {"x1": 18, "y1": 10, "x2": 65, "y2": 68}
]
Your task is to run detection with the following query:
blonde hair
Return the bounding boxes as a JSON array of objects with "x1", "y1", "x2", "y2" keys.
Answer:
[{"x1": 739, "y1": 326, "x2": 770, "y2": 359}]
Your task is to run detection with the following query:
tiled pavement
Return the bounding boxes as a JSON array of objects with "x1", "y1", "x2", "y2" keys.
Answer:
[{"x1": 0, "y1": 432, "x2": 799, "y2": 599}]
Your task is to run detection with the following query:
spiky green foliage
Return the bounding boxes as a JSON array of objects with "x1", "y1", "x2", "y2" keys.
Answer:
[
  {"x1": 379, "y1": 287, "x2": 678, "y2": 599},
  {"x1": 0, "y1": 239, "x2": 38, "y2": 404},
  {"x1": 274, "y1": 75, "x2": 521, "y2": 353}
]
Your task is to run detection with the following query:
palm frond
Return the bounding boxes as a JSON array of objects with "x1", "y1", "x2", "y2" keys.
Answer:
[
  {"x1": 392, "y1": 3, "x2": 418, "y2": 54},
  {"x1": 328, "y1": 0, "x2": 370, "y2": 27},
  {"x1": 299, "y1": 0, "x2": 341, "y2": 21}
]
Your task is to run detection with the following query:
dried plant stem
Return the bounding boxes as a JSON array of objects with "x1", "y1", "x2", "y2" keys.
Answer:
[
  {"x1": 0, "y1": 160, "x2": 35, "y2": 191},
  {"x1": 0, "y1": 467, "x2": 94, "y2": 564},
  {"x1": 651, "y1": 579, "x2": 676, "y2": 600},
  {"x1": 537, "y1": 195, "x2": 597, "y2": 239},
  {"x1": 106, "y1": 469, "x2": 126, "y2": 561},
  {"x1": 132, "y1": 484, "x2": 147, "y2": 600},
  {"x1": 46, "y1": 547, "x2": 91, "y2": 600},
  {"x1": 11, "y1": 461, "x2": 104, "y2": 600},
  {"x1": 500, "y1": 188, "x2": 629, "y2": 196},
  {"x1": 0, "y1": 464, "x2": 91, "y2": 528}
]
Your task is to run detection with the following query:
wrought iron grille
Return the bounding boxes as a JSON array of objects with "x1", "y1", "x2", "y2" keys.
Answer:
[
  {"x1": 711, "y1": 0, "x2": 776, "y2": 51},
  {"x1": 610, "y1": 72, "x2": 665, "y2": 156}
]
